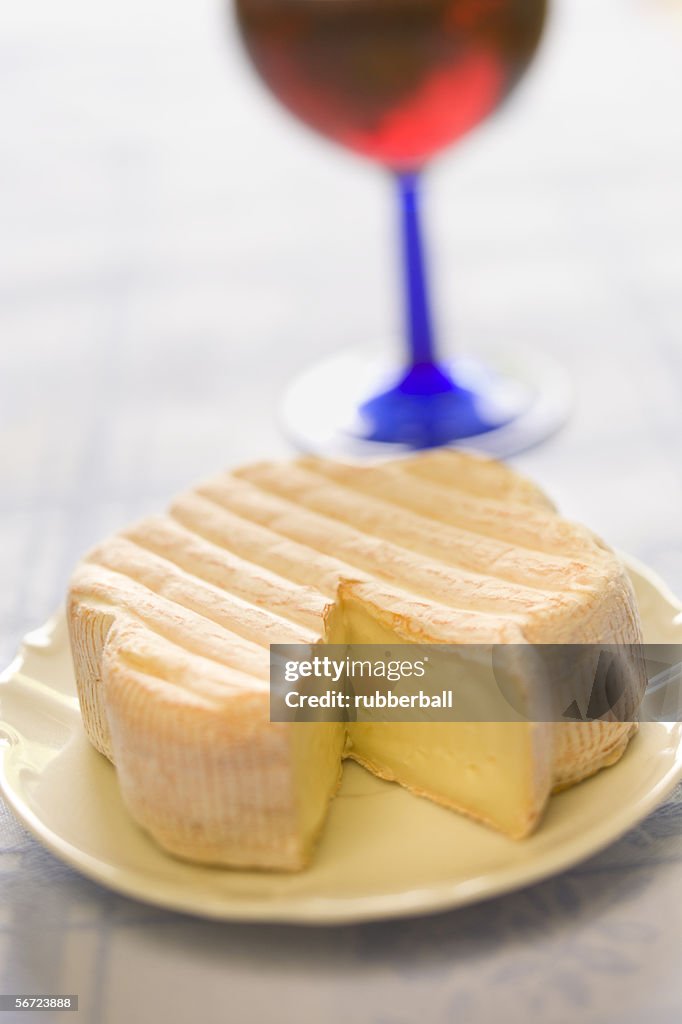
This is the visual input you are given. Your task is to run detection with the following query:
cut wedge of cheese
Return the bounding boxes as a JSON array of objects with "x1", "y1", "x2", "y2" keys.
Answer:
[{"x1": 67, "y1": 450, "x2": 643, "y2": 870}]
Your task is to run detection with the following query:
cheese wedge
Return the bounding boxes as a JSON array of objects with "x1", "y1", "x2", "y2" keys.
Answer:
[{"x1": 67, "y1": 451, "x2": 643, "y2": 870}]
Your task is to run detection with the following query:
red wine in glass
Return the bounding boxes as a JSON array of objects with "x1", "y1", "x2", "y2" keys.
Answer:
[{"x1": 234, "y1": 0, "x2": 562, "y2": 453}]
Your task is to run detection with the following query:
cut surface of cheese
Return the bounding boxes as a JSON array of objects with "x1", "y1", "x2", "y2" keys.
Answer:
[{"x1": 67, "y1": 450, "x2": 643, "y2": 870}]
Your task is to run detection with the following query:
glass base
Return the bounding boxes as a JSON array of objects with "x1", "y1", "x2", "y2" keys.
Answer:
[{"x1": 281, "y1": 347, "x2": 571, "y2": 460}]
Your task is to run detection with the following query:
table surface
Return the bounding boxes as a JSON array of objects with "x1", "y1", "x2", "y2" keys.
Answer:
[{"x1": 1, "y1": 0, "x2": 681, "y2": 1021}]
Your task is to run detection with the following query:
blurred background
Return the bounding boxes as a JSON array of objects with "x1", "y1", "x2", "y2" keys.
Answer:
[{"x1": 1, "y1": 1, "x2": 682, "y2": 1019}]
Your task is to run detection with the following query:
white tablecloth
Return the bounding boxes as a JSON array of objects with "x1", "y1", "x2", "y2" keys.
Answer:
[{"x1": 1, "y1": 0, "x2": 681, "y2": 1021}]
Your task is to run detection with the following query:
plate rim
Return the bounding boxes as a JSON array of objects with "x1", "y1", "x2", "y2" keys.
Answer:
[
  {"x1": 1, "y1": 725, "x2": 681, "y2": 925},
  {"x1": 1, "y1": 556, "x2": 681, "y2": 925}
]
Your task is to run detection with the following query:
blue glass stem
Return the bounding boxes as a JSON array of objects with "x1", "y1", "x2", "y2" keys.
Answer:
[
  {"x1": 398, "y1": 170, "x2": 438, "y2": 368},
  {"x1": 356, "y1": 171, "x2": 515, "y2": 446}
]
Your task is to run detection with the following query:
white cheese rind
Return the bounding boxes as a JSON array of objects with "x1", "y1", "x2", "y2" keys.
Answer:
[{"x1": 67, "y1": 450, "x2": 644, "y2": 868}]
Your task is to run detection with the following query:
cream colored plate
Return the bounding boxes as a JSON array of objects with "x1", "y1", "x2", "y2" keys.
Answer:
[{"x1": 1, "y1": 555, "x2": 681, "y2": 925}]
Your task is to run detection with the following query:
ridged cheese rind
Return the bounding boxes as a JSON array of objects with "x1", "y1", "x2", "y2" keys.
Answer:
[{"x1": 67, "y1": 450, "x2": 643, "y2": 868}]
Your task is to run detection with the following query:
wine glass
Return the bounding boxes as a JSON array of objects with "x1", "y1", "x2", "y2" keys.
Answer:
[{"x1": 234, "y1": 0, "x2": 569, "y2": 456}]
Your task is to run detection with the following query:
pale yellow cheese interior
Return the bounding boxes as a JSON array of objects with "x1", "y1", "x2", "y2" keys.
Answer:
[{"x1": 336, "y1": 591, "x2": 552, "y2": 840}]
